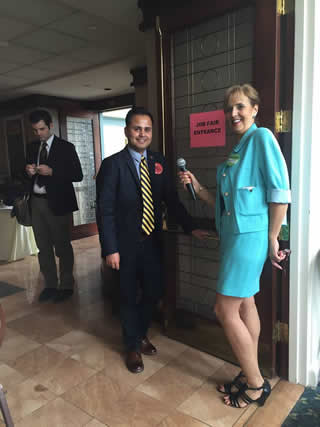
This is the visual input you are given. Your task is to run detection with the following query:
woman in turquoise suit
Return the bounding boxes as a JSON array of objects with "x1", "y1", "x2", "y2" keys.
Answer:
[{"x1": 179, "y1": 84, "x2": 291, "y2": 408}]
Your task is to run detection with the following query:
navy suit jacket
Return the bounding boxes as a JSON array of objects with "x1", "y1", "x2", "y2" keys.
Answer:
[
  {"x1": 96, "y1": 146, "x2": 195, "y2": 257},
  {"x1": 26, "y1": 136, "x2": 83, "y2": 215}
]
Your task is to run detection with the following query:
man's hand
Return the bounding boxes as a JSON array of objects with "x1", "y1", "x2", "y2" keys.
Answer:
[
  {"x1": 36, "y1": 165, "x2": 52, "y2": 176},
  {"x1": 106, "y1": 252, "x2": 120, "y2": 270},
  {"x1": 191, "y1": 229, "x2": 211, "y2": 240},
  {"x1": 26, "y1": 164, "x2": 37, "y2": 177}
]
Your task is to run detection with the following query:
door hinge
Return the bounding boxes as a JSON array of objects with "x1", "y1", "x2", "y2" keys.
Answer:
[
  {"x1": 272, "y1": 321, "x2": 289, "y2": 343},
  {"x1": 275, "y1": 110, "x2": 292, "y2": 133},
  {"x1": 277, "y1": 0, "x2": 294, "y2": 15}
]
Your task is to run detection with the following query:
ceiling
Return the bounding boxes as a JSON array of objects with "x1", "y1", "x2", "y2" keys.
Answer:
[{"x1": 0, "y1": 0, "x2": 146, "y2": 103}]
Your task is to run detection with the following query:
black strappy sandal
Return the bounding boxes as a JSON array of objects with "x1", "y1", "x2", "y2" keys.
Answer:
[
  {"x1": 217, "y1": 371, "x2": 246, "y2": 395},
  {"x1": 226, "y1": 379, "x2": 271, "y2": 408}
]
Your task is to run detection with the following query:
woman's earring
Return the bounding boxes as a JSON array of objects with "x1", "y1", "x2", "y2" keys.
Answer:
[{"x1": 252, "y1": 114, "x2": 257, "y2": 119}]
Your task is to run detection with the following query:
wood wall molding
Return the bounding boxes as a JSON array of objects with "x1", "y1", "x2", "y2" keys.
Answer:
[
  {"x1": 138, "y1": 0, "x2": 254, "y2": 32},
  {"x1": 0, "y1": 95, "x2": 82, "y2": 118},
  {"x1": 130, "y1": 66, "x2": 147, "y2": 87},
  {"x1": 81, "y1": 93, "x2": 135, "y2": 112},
  {"x1": 0, "y1": 92, "x2": 135, "y2": 117}
]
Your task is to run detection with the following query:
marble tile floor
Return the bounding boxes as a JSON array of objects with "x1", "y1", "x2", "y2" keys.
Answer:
[{"x1": 0, "y1": 235, "x2": 304, "y2": 426}]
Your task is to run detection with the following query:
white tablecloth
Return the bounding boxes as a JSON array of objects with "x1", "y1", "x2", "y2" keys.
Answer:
[{"x1": 0, "y1": 206, "x2": 38, "y2": 262}]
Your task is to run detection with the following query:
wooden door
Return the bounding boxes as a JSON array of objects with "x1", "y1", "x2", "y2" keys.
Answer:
[
  {"x1": 60, "y1": 111, "x2": 101, "y2": 240},
  {"x1": 155, "y1": 0, "x2": 293, "y2": 377}
]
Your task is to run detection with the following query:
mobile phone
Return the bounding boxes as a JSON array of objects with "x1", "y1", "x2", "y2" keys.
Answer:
[{"x1": 280, "y1": 249, "x2": 291, "y2": 273}]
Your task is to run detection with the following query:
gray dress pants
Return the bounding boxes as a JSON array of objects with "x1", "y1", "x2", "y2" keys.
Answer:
[{"x1": 31, "y1": 195, "x2": 74, "y2": 289}]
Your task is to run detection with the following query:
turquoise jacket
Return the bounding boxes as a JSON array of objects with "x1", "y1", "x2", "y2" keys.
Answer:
[{"x1": 215, "y1": 124, "x2": 291, "y2": 236}]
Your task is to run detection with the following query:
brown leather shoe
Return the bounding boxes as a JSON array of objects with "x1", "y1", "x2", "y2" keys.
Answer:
[
  {"x1": 141, "y1": 337, "x2": 157, "y2": 356},
  {"x1": 126, "y1": 351, "x2": 144, "y2": 373}
]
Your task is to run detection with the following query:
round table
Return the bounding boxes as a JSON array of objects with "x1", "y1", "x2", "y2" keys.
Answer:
[{"x1": 0, "y1": 206, "x2": 38, "y2": 262}]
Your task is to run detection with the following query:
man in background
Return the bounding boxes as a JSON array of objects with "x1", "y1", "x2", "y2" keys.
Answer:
[
  {"x1": 97, "y1": 107, "x2": 206, "y2": 373},
  {"x1": 25, "y1": 110, "x2": 83, "y2": 303}
]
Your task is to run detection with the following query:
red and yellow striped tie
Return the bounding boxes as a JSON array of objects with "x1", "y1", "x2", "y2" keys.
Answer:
[{"x1": 140, "y1": 155, "x2": 155, "y2": 235}]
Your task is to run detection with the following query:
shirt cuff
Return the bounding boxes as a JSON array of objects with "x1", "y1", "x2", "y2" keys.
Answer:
[{"x1": 267, "y1": 189, "x2": 291, "y2": 203}]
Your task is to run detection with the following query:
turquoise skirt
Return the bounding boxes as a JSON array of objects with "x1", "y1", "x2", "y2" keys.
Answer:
[{"x1": 216, "y1": 219, "x2": 268, "y2": 298}]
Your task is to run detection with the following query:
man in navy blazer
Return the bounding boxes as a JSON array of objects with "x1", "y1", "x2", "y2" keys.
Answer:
[
  {"x1": 97, "y1": 107, "x2": 205, "y2": 373},
  {"x1": 25, "y1": 110, "x2": 83, "y2": 303}
]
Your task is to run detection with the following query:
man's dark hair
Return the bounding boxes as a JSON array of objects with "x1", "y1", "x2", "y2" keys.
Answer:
[
  {"x1": 29, "y1": 110, "x2": 53, "y2": 128},
  {"x1": 125, "y1": 107, "x2": 154, "y2": 127}
]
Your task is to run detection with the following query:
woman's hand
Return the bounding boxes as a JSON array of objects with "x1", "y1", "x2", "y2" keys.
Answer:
[
  {"x1": 269, "y1": 237, "x2": 286, "y2": 269},
  {"x1": 178, "y1": 170, "x2": 201, "y2": 194},
  {"x1": 191, "y1": 229, "x2": 211, "y2": 240},
  {"x1": 179, "y1": 170, "x2": 215, "y2": 208}
]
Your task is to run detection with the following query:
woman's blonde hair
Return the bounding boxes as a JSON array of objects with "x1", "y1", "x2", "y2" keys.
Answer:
[{"x1": 223, "y1": 84, "x2": 260, "y2": 112}]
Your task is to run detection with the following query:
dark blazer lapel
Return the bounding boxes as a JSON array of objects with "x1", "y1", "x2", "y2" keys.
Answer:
[
  {"x1": 147, "y1": 151, "x2": 156, "y2": 189},
  {"x1": 47, "y1": 135, "x2": 59, "y2": 164},
  {"x1": 124, "y1": 147, "x2": 140, "y2": 188}
]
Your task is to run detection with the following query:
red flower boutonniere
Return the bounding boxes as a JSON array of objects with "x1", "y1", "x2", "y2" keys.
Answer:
[{"x1": 155, "y1": 162, "x2": 163, "y2": 175}]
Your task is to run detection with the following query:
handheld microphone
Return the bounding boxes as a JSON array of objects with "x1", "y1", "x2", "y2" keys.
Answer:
[{"x1": 177, "y1": 158, "x2": 196, "y2": 201}]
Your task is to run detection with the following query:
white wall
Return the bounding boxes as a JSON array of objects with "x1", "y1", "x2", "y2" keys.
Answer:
[{"x1": 290, "y1": 0, "x2": 320, "y2": 387}]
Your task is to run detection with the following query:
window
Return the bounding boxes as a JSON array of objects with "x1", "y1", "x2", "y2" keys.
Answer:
[{"x1": 100, "y1": 108, "x2": 131, "y2": 159}]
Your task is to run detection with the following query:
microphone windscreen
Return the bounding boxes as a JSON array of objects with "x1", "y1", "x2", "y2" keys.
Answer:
[{"x1": 177, "y1": 158, "x2": 186, "y2": 169}]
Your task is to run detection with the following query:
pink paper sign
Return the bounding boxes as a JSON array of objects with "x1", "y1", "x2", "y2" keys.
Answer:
[{"x1": 190, "y1": 110, "x2": 226, "y2": 148}]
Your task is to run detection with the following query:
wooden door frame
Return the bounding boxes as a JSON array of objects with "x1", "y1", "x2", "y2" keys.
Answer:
[
  {"x1": 141, "y1": 0, "x2": 293, "y2": 377},
  {"x1": 151, "y1": 0, "x2": 280, "y2": 154},
  {"x1": 274, "y1": 1, "x2": 295, "y2": 378},
  {"x1": 60, "y1": 110, "x2": 101, "y2": 240}
]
